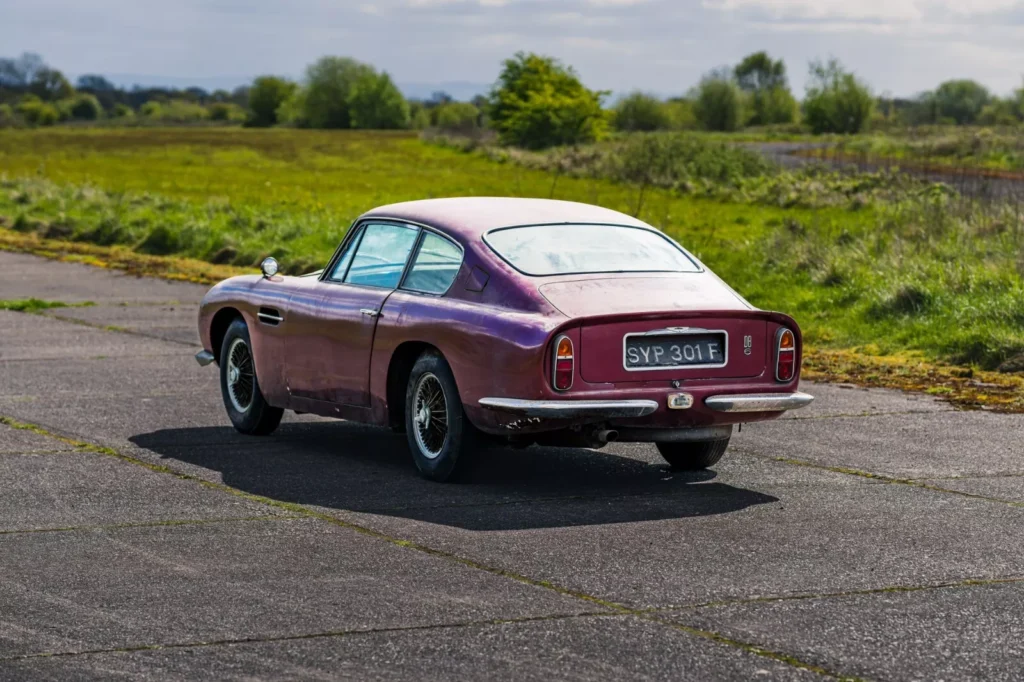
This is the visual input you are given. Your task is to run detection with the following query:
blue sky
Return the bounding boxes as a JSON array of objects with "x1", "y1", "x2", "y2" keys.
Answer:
[{"x1": 3, "y1": 0, "x2": 1023, "y2": 98}]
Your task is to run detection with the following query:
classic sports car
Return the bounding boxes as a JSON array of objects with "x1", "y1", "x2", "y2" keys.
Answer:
[{"x1": 196, "y1": 198, "x2": 812, "y2": 481}]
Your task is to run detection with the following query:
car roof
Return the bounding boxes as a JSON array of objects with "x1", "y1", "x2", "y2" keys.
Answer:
[{"x1": 359, "y1": 197, "x2": 652, "y2": 240}]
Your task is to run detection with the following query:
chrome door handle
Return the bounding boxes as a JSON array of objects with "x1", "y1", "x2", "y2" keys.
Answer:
[{"x1": 360, "y1": 308, "x2": 380, "y2": 318}]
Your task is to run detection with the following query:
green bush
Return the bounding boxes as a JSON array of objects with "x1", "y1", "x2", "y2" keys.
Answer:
[
  {"x1": 803, "y1": 59, "x2": 873, "y2": 134},
  {"x1": 694, "y1": 76, "x2": 743, "y2": 132},
  {"x1": 0, "y1": 103, "x2": 16, "y2": 127},
  {"x1": 16, "y1": 97, "x2": 59, "y2": 126},
  {"x1": 140, "y1": 101, "x2": 163, "y2": 118},
  {"x1": 933, "y1": 80, "x2": 991, "y2": 125},
  {"x1": 613, "y1": 92, "x2": 671, "y2": 132},
  {"x1": 68, "y1": 93, "x2": 103, "y2": 120},
  {"x1": 433, "y1": 102, "x2": 480, "y2": 132},
  {"x1": 111, "y1": 103, "x2": 134, "y2": 119},
  {"x1": 488, "y1": 52, "x2": 608, "y2": 149},
  {"x1": 209, "y1": 102, "x2": 246, "y2": 122},
  {"x1": 247, "y1": 76, "x2": 296, "y2": 127}
]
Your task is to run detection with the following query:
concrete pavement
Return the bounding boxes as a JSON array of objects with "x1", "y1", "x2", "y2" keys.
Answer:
[{"x1": 1, "y1": 250, "x2": 1022, "y2": 681}]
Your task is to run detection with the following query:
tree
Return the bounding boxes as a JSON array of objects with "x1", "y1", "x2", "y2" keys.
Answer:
[
  {"x1": 76, "y1": 74, "x2": 115, "y2": 91},
  {"x1": 348, "y1": 71, "x2": 410, "y2": 129},
  {"x1": 933, "y1": 79, "x2": 990, "y2": 125},
  {"x1": 802, "y1": 58, "x2": 873, "y2": 134},
  {"x1": 613, "y1": 92, "x2": 671, "y2": 132},
  {"x1": 247, "y1": 76, "x2": 296, "y2": 127},
  {"x1": 488, "y1": 52, "x2": 608, "y2": 149},
  {"x1": 301, "y1": 56, "x2": 375, "y2": 129},
  {"x1": 29, "y1": 67, "x2": 73, "y2": 101},
  {"x1": 693, "y1": 71, "x2": 743, "y2": 132},
  {"x1": 734, "y1": 51, "x2": 797, "y2": 126},
  {"x1": 0, "y1": 52, "x2": 45, "y2": 87}
]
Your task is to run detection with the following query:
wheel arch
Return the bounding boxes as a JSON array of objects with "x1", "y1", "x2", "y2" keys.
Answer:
[
  {"x1": 385, "y1": 341, "x2": 442, "y2": 430},
  {"x1": 209, "y1": 307, "x2": 244, "y2": 361}
]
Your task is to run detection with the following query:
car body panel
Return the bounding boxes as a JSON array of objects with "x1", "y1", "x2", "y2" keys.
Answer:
[{"x1": 197, "y1": 198, "x2": 809, "y2": 440}]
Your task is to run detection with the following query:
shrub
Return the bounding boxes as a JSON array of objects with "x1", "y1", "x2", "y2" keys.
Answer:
[
  {"x1": 247, "y1": 76, "x2": 296, "y2": 127},
  {"x1": 0, "y1": 103, "x2": 15, "y2": 127},
  {"x1": 613, "y1": 92, "x2": 671, "y2": 132},
  {"x1": 16, "y1": 97, "x2": 59, "y2": 126},
  {"x1": 209, "y1": 102, "x2": 245, "y2": 122},
  {"x1": 933, "y1": 80, "x2": 991, "y2": 125},
  {"x1": 140, "y1": 101, "x2": 163, "y2": 118},
  {"x1": 433, "y1": 102, "x2": 480, "y2": 132},
  {"x1": 488, "y1": 52, "x2": 608, "y2": 149},
  {"x1": 694, "y1": 75, "x2": 743, "y2": 132},
  {"x1": 111, "y1": 103, "x2": 134, "y2": 119},
  {"x1": 68, "y1": 93, "x2": 103, "y2": 120},
  {"x1": 803, "y1": 58, "x2": 873, "y2": 134}
]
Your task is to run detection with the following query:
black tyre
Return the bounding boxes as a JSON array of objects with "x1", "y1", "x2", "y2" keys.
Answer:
[
  {"x1": 656, "y1": 438, "x2": 730, "y2": 471},
  {"x1": 219, "y1": 318, "x2": 284, "y2": 436},
  {"x1": 405, "y1": 351, "x2": 476, "y2": 482}
]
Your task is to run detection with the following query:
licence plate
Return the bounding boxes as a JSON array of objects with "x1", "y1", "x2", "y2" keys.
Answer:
[{"x1": 624, "y1": 331, "x2": 727, "y2": 370}]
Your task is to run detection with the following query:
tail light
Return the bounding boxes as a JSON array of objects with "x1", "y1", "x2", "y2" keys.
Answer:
[
  {"x1": 552, "y1": 335, "x2": 574, "y2": 391},
  {"x1": 776, "y1": 328, "x2": 796, "y2": 382}
]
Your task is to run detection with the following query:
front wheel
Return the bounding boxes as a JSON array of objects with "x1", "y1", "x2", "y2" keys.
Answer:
[
  {"x1": 656, "y1": 438, "x2": 730, "y2": 471},
  {"x1": 219, "y1": 318, "x2": 283, "y2": 436},
  {"x1": 405, "y1": 351, "x2": 476, "y2": 482}
]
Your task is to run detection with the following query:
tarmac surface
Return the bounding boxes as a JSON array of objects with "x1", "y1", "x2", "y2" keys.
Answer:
[{"x1": 1, "y1": 250, "x2": 1022, "y2": 681}]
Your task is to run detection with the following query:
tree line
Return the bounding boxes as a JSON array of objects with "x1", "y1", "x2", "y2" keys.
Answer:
[{"x1": 2, "y1": 50, "x2": 1023, "y2": 149}]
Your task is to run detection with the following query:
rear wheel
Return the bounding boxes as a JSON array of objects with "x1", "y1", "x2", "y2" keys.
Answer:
[
  {"x1": 656, "y1": 438, "x2": 730, "y2": 471},
  {"x1": 405, "y1": 351, "x2": 476, "y2": 482},
  {"x1": 219, "y1": 318, "x2": 283, "y2": 436}
]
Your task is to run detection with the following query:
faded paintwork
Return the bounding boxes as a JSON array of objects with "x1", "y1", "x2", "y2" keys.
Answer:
[{"x1": 198, "y1": 198, "x2": 804, "y2": 437}]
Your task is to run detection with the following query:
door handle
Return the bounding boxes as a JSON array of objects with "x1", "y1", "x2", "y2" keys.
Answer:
[{"x1": 360, "y1": 308, "x2": 380, "y2": 318}]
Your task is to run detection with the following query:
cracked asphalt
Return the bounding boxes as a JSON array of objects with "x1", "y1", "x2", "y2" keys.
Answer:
[{"x1": 1, "y1": 250, "x2": 1023, "y2": 681}]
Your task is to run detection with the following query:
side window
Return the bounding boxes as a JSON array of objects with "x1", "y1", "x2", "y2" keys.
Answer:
[
  {"x1": 402, "y1": 232, "x2": 463, "y2": 294},
  {"x1": 344, "y1": 223, "x2": 419, "y2": 289},
  {"x1": 326, "y1": 226, "x2": 363, "y2": 282}
]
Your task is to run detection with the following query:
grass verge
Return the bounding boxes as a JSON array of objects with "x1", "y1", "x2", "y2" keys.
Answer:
[{"x1": 2, "y1": 229, "x2": 1020, "y2": 412}]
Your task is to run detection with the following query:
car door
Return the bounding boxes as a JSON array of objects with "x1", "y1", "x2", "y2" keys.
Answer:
[{"x1": 286, "y1": 221, "x2": 421, "y2": 407}]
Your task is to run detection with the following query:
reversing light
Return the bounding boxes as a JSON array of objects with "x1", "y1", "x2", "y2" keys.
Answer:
[
  {"x1": 776, "y1": 328, "x2": 796, "y2": 382},
  {"x1": 553, "y1": 335, "x2": 574, "y2": 391}
]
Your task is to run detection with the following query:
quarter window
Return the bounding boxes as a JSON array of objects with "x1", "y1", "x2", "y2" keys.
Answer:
[
  {"x1": 402, "y1": 232, "x2": 463, "y2": 294},
  {"x1": 326, "y1": 226, "x2": 362, "y2": 282},
  {"x1": 344, "y1": 223, "x2": 419, "y2": 289}
]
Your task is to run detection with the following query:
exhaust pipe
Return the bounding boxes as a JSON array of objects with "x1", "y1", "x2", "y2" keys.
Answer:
[{"x1": 596, "y1": 429, "x2": 619, "y2": 443}]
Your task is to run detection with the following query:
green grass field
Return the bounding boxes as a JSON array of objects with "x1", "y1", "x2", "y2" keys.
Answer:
[{"x1": 1, "y1": 127, "x2": 1022, "y2": 372}]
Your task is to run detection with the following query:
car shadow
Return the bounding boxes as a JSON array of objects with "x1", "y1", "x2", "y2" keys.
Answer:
[{"x1": 130, "y1": 421, "x2": 779, "y2": 531}]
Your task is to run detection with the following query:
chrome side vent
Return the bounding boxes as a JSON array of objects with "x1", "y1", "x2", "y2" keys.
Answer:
[{"x1": 257, "y1": 308, "x2": 283, "y2": 326}]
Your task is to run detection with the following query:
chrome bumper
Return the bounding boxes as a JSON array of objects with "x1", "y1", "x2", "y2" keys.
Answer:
[
  {"x1": 479, "y1": 398, "x2": 659, "y2": 419},
  {"x1": 195, "y1": 350, "x2": 216, "y2": 367},
  {"x1": 705, "y1": 392, "x2": 814, "y2": 413}
]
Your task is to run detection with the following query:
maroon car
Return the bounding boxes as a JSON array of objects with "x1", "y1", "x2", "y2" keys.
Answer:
[{"x1": 196, "y1": 198, "x2": 812, "y2": 481}]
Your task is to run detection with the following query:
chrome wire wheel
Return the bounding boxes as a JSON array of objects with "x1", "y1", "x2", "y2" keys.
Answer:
[
  {"x1": 412, "y1": 372, "x2": 449, "y2": 460},
  {"x1": 226, "y1": 337, "x2": 255, "y2": 413}
]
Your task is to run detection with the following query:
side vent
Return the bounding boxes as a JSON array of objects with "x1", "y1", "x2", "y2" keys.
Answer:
[{"x1": 257, "y1": 308, "x2": 283, "y2": 326}]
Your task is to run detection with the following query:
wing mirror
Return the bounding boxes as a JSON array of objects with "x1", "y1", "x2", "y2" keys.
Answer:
[{"x1": 261, "y1": 257, "x2": 280, "y2": 279}]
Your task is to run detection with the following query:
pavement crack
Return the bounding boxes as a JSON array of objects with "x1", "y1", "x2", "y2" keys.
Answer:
[
  {"x1": 0, "y1": 612, "x2": 615, "y2": 663},
  {"x1": 780, "y1": 408, "x2": 950, "y2": 421},
  {"x1": 0, "y1": 514, "x2": 303, "y2": 538},
  {"x1": 649, "y1": 575, "x2": 1024, "y2": 612},
  {"x1": 31, "y1": 310, "x2": 195, "y2": 347},
  {"x1": 0, "y1": 413, "x2": 857, "y2": 680},
  {"x1": 748, "y1": 451, "x2": 1024, "y2": 509}
]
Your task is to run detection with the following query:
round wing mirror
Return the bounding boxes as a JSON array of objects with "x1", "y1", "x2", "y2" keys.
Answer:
[{"x1": 260, "y1": 257, "x2": 279, "y2": 279}]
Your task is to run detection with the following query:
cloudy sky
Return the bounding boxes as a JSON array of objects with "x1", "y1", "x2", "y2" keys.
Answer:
[{"x1": 4, "y1": 0, "x2": 1024, "y2": 98}]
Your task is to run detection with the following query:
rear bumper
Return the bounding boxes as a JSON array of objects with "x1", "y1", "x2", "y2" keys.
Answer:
[
  {"x1": 705, "y1": 392, "x2": 814, "y2": 413},
  {"x1": 478, "y1": 398, "x2": 659, "y2": 419},
  {"x1": 478, "y1": 391, "x2": 813, "y2": 421}
]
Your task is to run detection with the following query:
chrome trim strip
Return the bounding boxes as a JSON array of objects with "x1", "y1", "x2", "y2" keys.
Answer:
[
  {"x1": 705, "y1": 392, "x2": 814, "y2": 413},
  {"x1": 623, "y1": 329, "x2": 729, "y2": 372},
  {"x1": 195, "y1": 350, "x2": 216, "y2": 367},
  {"x1": 479, "y1": 398, "x2": 659, "y2": 419},
  {"x1": 258, "y1": 312, "x2": 284, "y2": 325}
]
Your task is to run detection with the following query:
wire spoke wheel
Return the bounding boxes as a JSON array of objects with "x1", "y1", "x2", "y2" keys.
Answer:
[
  {"x1": 226, "y1": 337, "x2": 255, "y2": 413},
  {"x1": 412, "y1": 372, "x2": 449, "y2": 459}
]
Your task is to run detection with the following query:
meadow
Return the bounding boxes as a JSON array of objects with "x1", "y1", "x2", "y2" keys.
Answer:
[{"x1": 1, "y1": 127, "x2": 1022, "y2": 377}]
